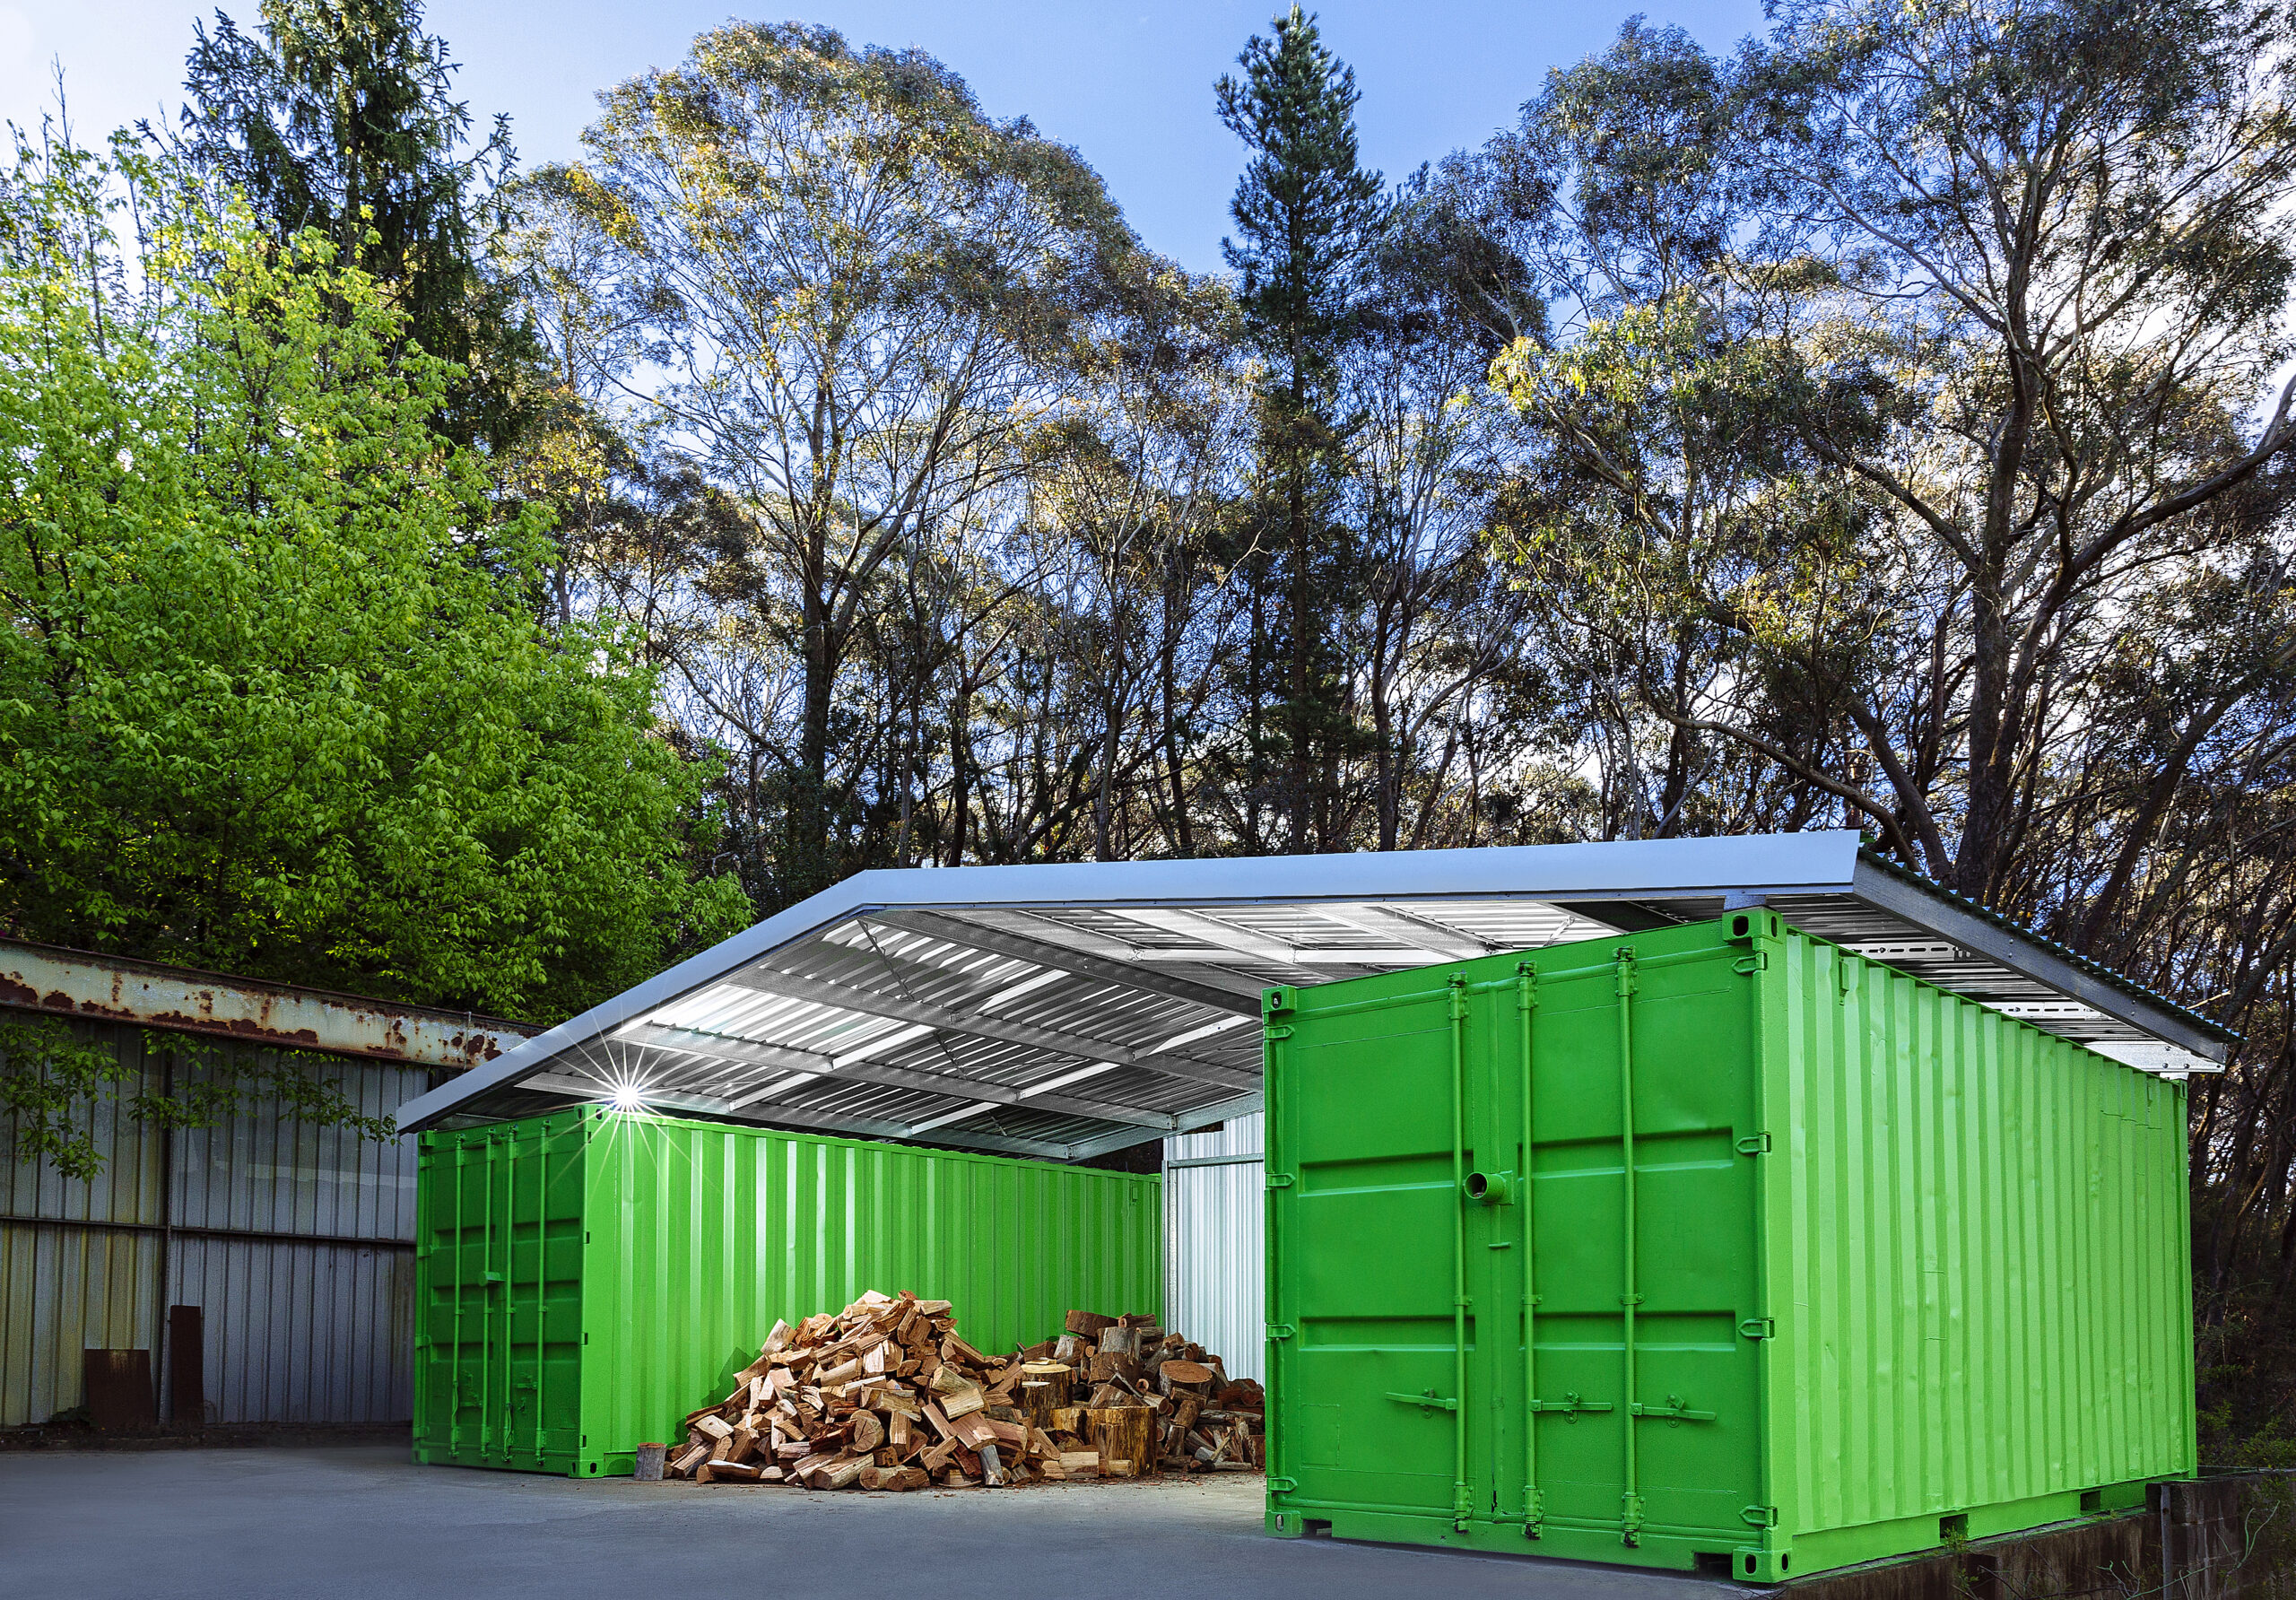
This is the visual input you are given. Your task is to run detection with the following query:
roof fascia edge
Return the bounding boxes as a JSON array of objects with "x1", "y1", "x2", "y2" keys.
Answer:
[
  {"x1": 876, "y1": 830, "x2": 1864, "y2": 909},
  {"x1": 1847, "y1": 858, "x2": 2231, "y2": 1062}
]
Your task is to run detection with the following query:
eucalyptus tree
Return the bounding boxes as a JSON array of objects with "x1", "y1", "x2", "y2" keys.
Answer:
[
  {"x1": 1743, "y1": 0, "x2": 2296, "y2": 907},
  {"x1": 1344, "y1": 171, "x2": 1549, "y2": 850},
  {"x1": 1480, "y1": 21, "x2": 1861, "y2": 841},
  {"x1": 572, "y1": 23, "x2": 1146, "y2": 902}
]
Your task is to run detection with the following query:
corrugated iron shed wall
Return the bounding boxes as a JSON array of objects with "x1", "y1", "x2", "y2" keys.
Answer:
[
  {"x1": 1163, "y1": 1111, "x2": 1265, "y2": 1381},
  {"x1": 0, "y1": 1017, "x2": 428, "y2": 1425}
]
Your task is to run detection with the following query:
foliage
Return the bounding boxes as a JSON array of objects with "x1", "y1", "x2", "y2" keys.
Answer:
[
  {"x1": 0, "y1": 1018, "x2": 138, "y2": 1180},
  {"x1": 176, "y1": 0, "x2": 541, "y2": 452},
  {"x1": 1215, "y1": 6, "x2": 1388, "y2": 852},
  {"x1": 0, "y1": 1017, "x2": 396, "y2": 1181},
  {"x1": 0, "y1": 134, "x2": 748, "y2": 1024}
]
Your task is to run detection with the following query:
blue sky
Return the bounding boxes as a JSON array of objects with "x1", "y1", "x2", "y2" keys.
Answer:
[{"x1": 0, "y1": 0, "x2": 1767, "y2": 274}]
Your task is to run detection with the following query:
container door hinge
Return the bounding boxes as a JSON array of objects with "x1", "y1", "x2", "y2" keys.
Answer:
[
  {"x1": 1736, "y1": 1133, "x2": 1772, "y2": 1155},
  {"x1": 1743, "y1": 1504, "x2": 1780, "y2": 1528},
  {"x1": 1263, "y1": 1024, "x2": 1294, "y2": 1042},
  {"x1": 1735, "y1": 952, "x2": 1770, "y2": 974},
  {"x1": 1738, "y1": 1317, "x2": 1776, "y2": 1340},
  {"x1": 1265, "y1": 1172, "x2": 1296, "y2": 1189},
  {"x1": 1266, "y1": 1324, "x2": 1296, "y2": 1341},
  {"x1": 1267, "y1": 1475, "x2": 1299, "y2": 1493},
  {"x1": 1387, "y1": 1389, "x2": 1459, "y2": 1413}
]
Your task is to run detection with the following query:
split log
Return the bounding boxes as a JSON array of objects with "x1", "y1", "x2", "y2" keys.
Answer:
[{"x1": 1064, "y1": 1309, "x2": 1118, "y2": 1339}]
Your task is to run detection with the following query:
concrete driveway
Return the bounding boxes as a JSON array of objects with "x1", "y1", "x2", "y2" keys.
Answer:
[{"x1": 0, "y1": 1446, "x2": 1732, "y2": 1599}]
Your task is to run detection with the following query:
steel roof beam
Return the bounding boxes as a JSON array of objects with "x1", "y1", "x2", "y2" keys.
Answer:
[
  {"x1": 521, "y1": 1062, "x2": 1077, "y2": 1160},
  {"x1": 1105, "y1": 907, "x2": 1308, "y2": 965},
  {"x1": 619, "y1": 1022, "x2": 1181, "y2": 1130},
  {"x1": 1318, "y1": 903, "x2": 1491, "y2": 961},
  {"x1": 1063, "y1": 1091, "x2": 1266, "y2": 1161},
  {"x1": 722, "y1": 965, "x2": 1261, "y2": 1092},
  {"x1": 874, "y1": 910, "x2": 1266, "y2": 1011}
]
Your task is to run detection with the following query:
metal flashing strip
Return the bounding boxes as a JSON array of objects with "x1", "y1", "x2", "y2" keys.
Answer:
[{"x1": 0, "y1": 939, "x2": 535, "y2": 1071}]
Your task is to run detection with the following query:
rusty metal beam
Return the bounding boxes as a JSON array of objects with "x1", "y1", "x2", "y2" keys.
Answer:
[{"x1": 0, "y1": 940, "x2": 535, "y2": 1072}]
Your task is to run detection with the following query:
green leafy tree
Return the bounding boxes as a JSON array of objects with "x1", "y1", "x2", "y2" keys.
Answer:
[
  {"x1": 176, "y1": 0, "x2": 538, "y2": 452},
  {"x1": 0, "y1": 135, "x2": 748, "y2": 1030},
  {"x1": 1216, "y1": 6, "x2": 1385, "y2": 851}
]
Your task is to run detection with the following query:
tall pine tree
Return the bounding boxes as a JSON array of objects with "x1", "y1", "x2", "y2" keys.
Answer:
[
  {"x1": 178, "y1": 0, "x2": 536, "y2": 453},
  {"x1": 1217, "y1": 6, "x2": 1385, "y2": 852}
]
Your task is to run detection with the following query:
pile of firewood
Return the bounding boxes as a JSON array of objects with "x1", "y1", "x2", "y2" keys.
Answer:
[{"x1": 662, "y1": 1291, "x2": 1264, "y2": 1488}]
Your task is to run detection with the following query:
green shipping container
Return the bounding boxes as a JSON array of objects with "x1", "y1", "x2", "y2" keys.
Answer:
[
  {"x1": 413, "y1": 1108, "x2": 1161, "y2": 1477},
  {"x1": 1263, "y1": 913, "x2": 2194, "y2": 1580}
]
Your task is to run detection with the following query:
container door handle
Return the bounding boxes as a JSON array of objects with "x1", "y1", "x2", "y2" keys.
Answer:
[
  {"x1": 1387, "y1": 1389, "x2": 1459, "y2": 1413},
  {"x1": 1530, "y1": 1391, "x2": 1614, "y2": 1419},
  {"x1": 1630, "y1": 1395, "x2": 1718, "y2": 1425}
]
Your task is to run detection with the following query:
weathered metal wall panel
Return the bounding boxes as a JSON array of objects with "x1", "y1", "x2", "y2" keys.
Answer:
[
  {"x1": 1, "y1": 1016, "x2": 423, "y2": 1426},
  {"x1": 170, "y1": 1056, "x2": 425, "y2": 1241},
  {"x1": 1164, "y1": 1111, "x2": 1264, "y2": 1381},
  {"x1": 169, "y1": 1235, "x2": 415, "y2": 1423},
  {"x1": 0, "y1": 1220, "x2": 160, "y2": 1425},
  {"x1": 413, "y1": 1109, "x2": 1163, "y2": 1476},
  {"x1": 0, "y1": 1022, "x2": 164, "y2": 1228}
]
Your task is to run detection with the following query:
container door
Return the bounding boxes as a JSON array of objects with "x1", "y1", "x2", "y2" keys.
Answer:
[
  {"x1": 413, "y1": 1116, "x2": 587, "y2": 1474},
  {"x1": 1509, "y1": 945, "x2": 1766, "y2": 1552},
  {"x1": 1268, "y1": 979, "x2": 1515, "y2": 1527}
]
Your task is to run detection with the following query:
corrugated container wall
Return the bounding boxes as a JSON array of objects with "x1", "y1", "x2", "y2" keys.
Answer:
[
  {"x1": 0, "y1": 1017, "x2": 425, "y2": 1425},
  {"x1": 1165, "y1": 1112, "x2": 1265, "y2": 1382},
  {"x1": 414, "y1": 1109, "x2": 1161, "y2": 1477},
  {"x1": 1263, "y1": 915, "x2": 2194, "y2": 1582}
]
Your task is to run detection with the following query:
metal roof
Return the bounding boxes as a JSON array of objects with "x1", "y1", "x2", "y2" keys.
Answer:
[{"x1": 394, "y1": 831, "x2": 2231, "y2": 1161}]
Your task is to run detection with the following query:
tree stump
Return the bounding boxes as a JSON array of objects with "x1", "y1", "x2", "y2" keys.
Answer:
[{"x1": 1088, "y1": 1405, "x2": 1156, "y2": 1478}]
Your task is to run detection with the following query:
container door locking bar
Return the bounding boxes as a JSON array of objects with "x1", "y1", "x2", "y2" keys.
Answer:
[
  {"x1": 1614, "y1": 947, "x2": 1644, "y2": 1547},
  {"x1": 1446, "y1": 975, "x2": 1474, "y2": 1533},
  {"x1": 1518, "y1": 961, "x2": 1543, "y2": 1537}
]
